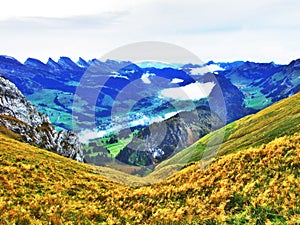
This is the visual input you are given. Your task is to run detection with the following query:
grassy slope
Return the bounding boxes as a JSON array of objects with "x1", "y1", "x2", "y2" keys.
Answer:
[
  {"x1": 156, "y1": 91, "x2": 300, "y2": 171},
  {"x1": 0, "y1": 130, "x2": 300, "y2": 224}
]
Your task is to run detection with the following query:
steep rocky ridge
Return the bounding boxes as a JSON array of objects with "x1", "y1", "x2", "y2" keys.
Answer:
[{"x1": 0, "y1": 76, "x2": 83, "y2": 161}]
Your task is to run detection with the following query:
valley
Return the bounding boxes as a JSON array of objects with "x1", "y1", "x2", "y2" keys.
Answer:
[
  {"x1": 0, "y1": 55, "x2": 299, "y2": 224},
  {"x1": 1, "y1": 0, "x2": 300, "y2": 223},
  {"x1": 1, "y1": 56, "x2": 300, "y2": 175}
]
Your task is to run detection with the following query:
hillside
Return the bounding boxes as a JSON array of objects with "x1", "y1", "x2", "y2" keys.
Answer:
[
  {"x1": 0, "y1": 129, "x2": 299, "y2": 224},
  {"x1": 157, "y1": 91, "x2": 300, "y2": 170},
  {"x1": 116, "y1": 105, "x2": 223, "y2": 168}
]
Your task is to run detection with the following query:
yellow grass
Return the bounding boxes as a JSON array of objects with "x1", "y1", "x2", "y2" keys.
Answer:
[{"x1": 0, "y1": 130, "x2": 299, "y2": 224}]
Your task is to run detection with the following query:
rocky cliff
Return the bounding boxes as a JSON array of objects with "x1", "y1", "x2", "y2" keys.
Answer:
[{"x1": 0, "y1": 76, "x2": 83, "y2": 161}]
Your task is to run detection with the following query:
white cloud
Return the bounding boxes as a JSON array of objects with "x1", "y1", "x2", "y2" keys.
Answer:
[
  {"x1": 0, "y1": 0, "x2": 299, "y2": 63},
  {"x1": 78, "y1": 129, "x2": 107, "y2": 143},
  {"x1": 0, "y1": 0, "x2": 145, "y2": 19},
  {"x1": 160, "y1": 82, "x2": 215, "y2": 101},
  {"x1": 141, "y1": 72, "x2": 155, "y2": 84}
]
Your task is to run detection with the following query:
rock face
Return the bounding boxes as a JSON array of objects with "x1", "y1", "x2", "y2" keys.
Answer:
[
  {"x1": 0, "y1": 76, "x2": 83, "y2": 161},
  {"x1": 54, "y1": 130, "x2": 83, "y2": 161}
]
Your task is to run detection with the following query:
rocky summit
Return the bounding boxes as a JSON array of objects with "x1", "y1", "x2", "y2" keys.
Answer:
[{"x1": 0, "y1": 76, "x2": 83, "y2": 161}]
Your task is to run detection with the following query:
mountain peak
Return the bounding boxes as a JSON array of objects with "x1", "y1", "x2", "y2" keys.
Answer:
[
  {"x1": 0, "y1": 55, "x2": 22, "y2": 66},
  {"x1": 288, "y1": 58, "x2": 300, "y2": 69},
  {"x1": 46, "y1": 57, "x2": 63, "y2": 72},
  {"x1": 24, "y1": 58, "x2": 48, "y2": 70},
  {"x1": 58, "y1": 57, "x2": 80, "y2": 70},
  {"x1": 46, "y1": 57, "x2": 58, "y2": 65},
  {"x1": 77, "y1": 57, "x2": 89, "y2": 68}
]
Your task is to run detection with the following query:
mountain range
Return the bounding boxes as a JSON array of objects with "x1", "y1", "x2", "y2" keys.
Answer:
[
  {"x1": 1, "y1": 56, "x2": 299, "y2": 130},
  {"x1": 0, "y1": 56, "x2": 258, "y2": 131},
  {"x1": 1, "y1": 55, "x2": 300, "y2": 172}
]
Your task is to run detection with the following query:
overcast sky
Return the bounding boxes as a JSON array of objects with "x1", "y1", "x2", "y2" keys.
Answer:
[{"x1": 0, "y1": 0, "x2": 299, "y2": 64}]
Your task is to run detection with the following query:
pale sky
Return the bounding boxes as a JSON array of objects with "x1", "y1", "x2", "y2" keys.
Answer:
[{"x1": 0, "y1": 0, "x2": 300, "y2": 64}]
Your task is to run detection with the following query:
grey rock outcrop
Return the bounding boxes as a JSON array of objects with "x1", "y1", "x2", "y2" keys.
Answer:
[
  {"x1": 54, "y1": 130, "x2": 83, "y2": 161},
  {"x1": 0, "y1": 76, "x2": 83, "y2": 162}
]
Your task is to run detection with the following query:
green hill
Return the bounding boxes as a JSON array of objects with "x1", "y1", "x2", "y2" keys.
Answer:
[{"x1": 156, "y1": 91, "x2": 300, "y2": 171}]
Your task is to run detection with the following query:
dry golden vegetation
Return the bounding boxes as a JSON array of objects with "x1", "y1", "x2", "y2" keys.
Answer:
[{"x1": 0, "y1": 129, "x2": 299, "y2": 224}]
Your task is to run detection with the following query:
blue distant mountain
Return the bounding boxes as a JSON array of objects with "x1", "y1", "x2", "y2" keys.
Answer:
[{"x1": 0, "y1": 55, "x2": 299, "y2": 137}]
